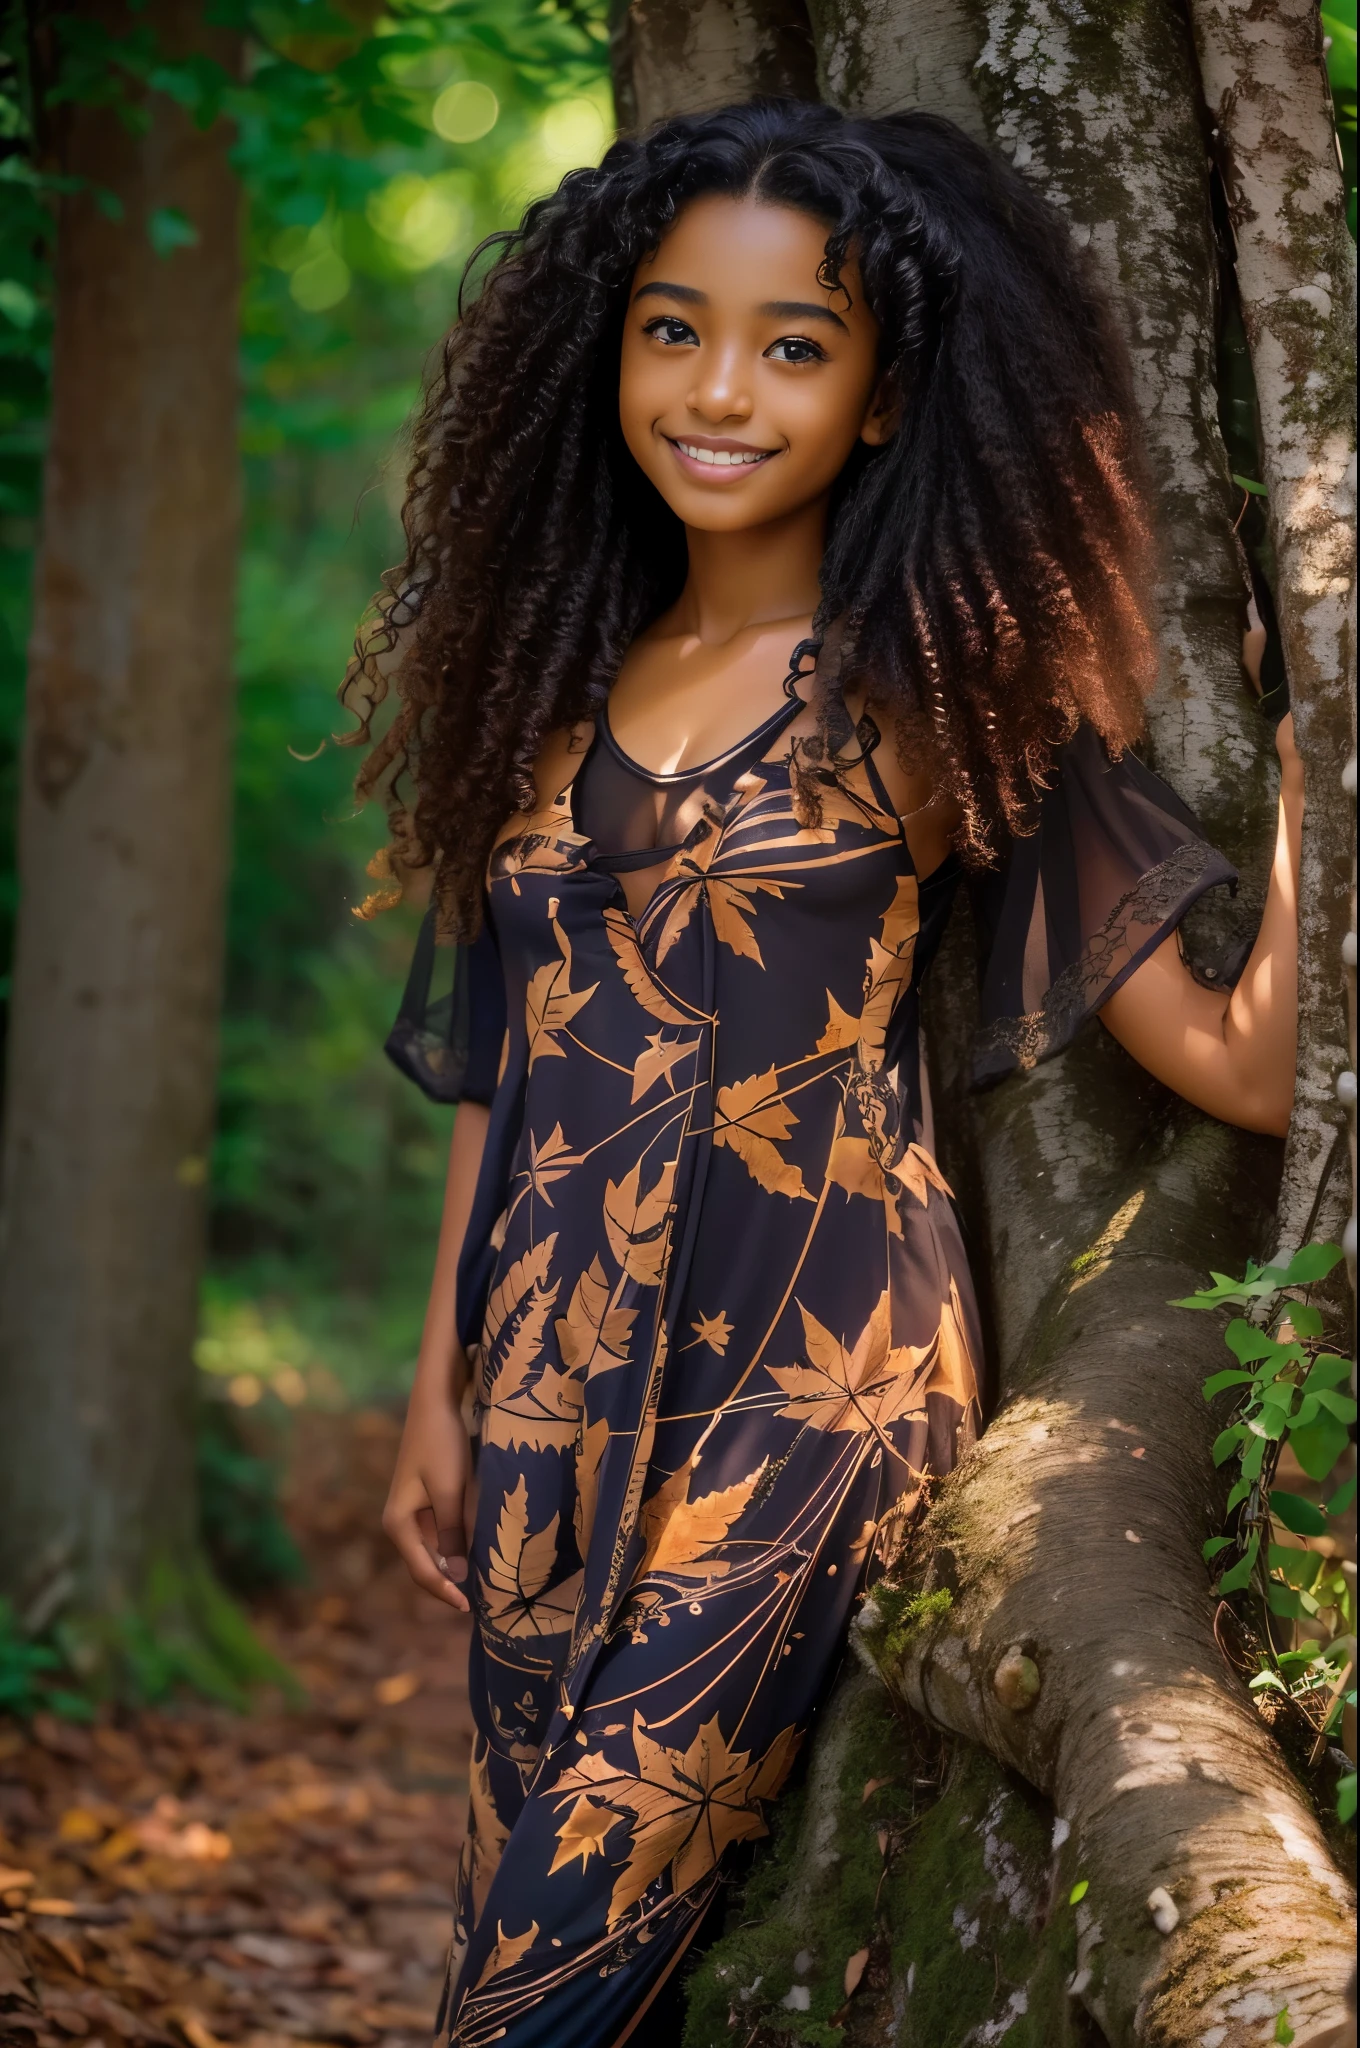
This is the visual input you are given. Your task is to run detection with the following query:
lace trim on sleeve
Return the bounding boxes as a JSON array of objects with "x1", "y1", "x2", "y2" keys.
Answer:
[{"x1": 971, "y1": 840, "x2": 1231, "y2": 1078}]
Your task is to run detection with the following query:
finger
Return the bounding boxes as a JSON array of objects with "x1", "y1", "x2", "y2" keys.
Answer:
[
  {"x1": 416, "y1": 1504, "x2": 469, "y2": 1589},
  {"x1": 385, "y1": 1507, "x2": 469, "y2": 1610}
]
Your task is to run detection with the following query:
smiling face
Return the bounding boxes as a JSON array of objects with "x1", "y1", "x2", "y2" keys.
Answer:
[{"x1": 618, "y1": 194, "x2": 889, "y2": 535}]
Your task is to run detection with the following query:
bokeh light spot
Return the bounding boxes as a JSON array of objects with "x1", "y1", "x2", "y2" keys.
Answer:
[
  {"x1": 432, "y1": 80, "x2": 499, "y2": 144},
  {"x1": 290, "y1": 250, "x2": 351, "y2": 311}
]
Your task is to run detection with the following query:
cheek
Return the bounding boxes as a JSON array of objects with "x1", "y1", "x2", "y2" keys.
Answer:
[{"x1": 772, "y1": 372, "x2": 874, "y2": 469}]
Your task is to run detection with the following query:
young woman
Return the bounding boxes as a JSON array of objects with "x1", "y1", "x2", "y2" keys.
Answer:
[{"x1": 345, "y1": 99, "x2": 1301, "y2": 2048}]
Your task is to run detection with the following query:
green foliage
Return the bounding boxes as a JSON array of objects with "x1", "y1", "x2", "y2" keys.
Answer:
[
  {"x1": 0, "y1": 1600, "x2": 96, "y2": 1722},
  {"x1": 197, "y1": 1396, "x2": 306, "y2": 1594},
  {"x1": 858, "y1": 1583, "x2": 953, "y2": 1667},
  {"x1": 0, "y1": 1548, "x2": 299, "y2": 1720},
  {"x1": 1324, "y1": 0, "x2": 1357, "y2": 235},
  {"x1": 0, "y1": 0, "x2": 611, "y2": 1390},
  {"x1": 1175, "y1": 1244, "x2": 1356, "y2": 1828}
]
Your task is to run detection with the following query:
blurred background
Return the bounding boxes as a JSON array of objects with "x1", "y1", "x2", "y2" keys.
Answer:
[{"x1": 1, "y1": 0, "x2": 612, "y2": 1411}]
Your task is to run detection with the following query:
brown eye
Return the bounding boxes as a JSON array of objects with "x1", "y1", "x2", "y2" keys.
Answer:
[
  {"x1": 766, "y1": 335, "x2": 826, "y2": 365},
  {"x1": 645, "y1": 316, "x2": 697, "y2": 347}
]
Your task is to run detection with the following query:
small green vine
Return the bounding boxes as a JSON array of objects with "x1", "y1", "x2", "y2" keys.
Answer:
[{"x1": 1174, "y1": 1242, "x2": 1356, "y2": 1826}]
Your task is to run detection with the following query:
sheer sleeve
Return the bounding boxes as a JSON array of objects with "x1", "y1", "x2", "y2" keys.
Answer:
[
  {"x1": 384, "y1": 907, "x2": 507, "y2": 1106},
  {"x1": 969, "y1": 725, "x2": 1237, "y2": 1087}
]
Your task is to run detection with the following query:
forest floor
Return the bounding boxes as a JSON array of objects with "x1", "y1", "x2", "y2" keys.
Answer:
[{"x1": 0, "y1": 1410, "x2": 475, "y2": 2048}]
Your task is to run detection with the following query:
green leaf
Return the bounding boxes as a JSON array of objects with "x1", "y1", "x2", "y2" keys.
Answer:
[
  {"x1": 1286, "y1": 1413, "x2": 1350, "y2": 1480},
  {"x1": 148, "y1": 205, "x2": 199, "y2": 256},
  {"x1": 1269, "y1": 1543, "x2": 1322, "y2": 1590},
  {"x1": 1212, "y1": 1425, "x2": 1246, "y2": 1466},
  {"x1": 1274, "y1": 2007, "x2": 1296, "y2": 2046},
  {"x1": 1267, "y1": 1582, "x2": 1306, "y2": 1618},
  {"x1": 1241, "y1": 1434, "x2": 1267, "y2": 1480},
  {"x1": 1217, "y1": 1528, "x2": 1261, "y2": 1594},
  {"x1": 1258, "y1": 1379, "x2": 1298, "y2": 1412},
  {"x1": 1269, "y1": 1490, "x2": 1328, "y2": 1537},
  {"x1": 1313, "y1": 1389, "x2": 1357, "y2": 1423},
  {"x1": 1302, "y1": 1355, "x2": 1354, "y2": 1392},
  {"x1": 1202, "y1": 1535, "x2": 1234, "y2": 1561},
  {"x1": 1232, "y1": 472, "x2": 1268, "y2": 496},
  {"x1": 1202, "y1": 1367, "x2": 1257, "y2": 1400},
  {"x1": 1225, "y1": 1476, "x2": 1253, "y2": 1514},
  {"x1": 1323, "y1": 11, "x2": 1358, "y2": 95},
  {"x1": 1339, "y1": 1772, "x2": 1357, "y2": 1826},
  {"x1": 1280, "y1": 1301, "x2": 1324, "y2": 1339},
  {"x1": 1069, "y1": 1880, "x2": 1089, "y2": 1905},
  {"x1": 1248, "y1": 1668, "x2": 1287, "y2": 1693},
  {"x1": 1280, "y1": 1242, "x2": 1346, "y2": 1286},
  {"x1": 1326, "y1": 1477, "x2": 1357, "y2": 1516},
  {"x1": 1225, "y1": 1318, "x2": 1285, "y2": 1365}
]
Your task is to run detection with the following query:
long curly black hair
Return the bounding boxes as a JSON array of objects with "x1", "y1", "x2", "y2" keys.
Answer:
[{"x1": 342, "y1": 96, "x2": 1157, "y2": 932}]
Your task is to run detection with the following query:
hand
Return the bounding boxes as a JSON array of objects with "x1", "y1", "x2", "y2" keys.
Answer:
[{"x1": 382, "y1": 1376, "x2": 473, "y2": 1612}]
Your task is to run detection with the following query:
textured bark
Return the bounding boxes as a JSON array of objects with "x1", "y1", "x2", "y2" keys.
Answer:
[
  {"x1": 1184, "y1": 0, "x2": 1357, "y2": 1259},
  {"x1": 612, "y1": 0, "x2": 817, "y2": 132},
  {"x1": 0, "y1": 0, "x2": 241, "y2": 1628}
]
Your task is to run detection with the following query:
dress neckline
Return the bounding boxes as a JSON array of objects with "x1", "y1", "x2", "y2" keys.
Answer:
[{"x1": 596, "y1": 692, "x2": 804, "y2": 788}]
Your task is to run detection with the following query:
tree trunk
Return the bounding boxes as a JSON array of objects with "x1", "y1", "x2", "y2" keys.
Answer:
[
  {"x1": 0, "y1": 0, "x2": 242, "y2": 1640},
  {"x1": 610, "y1": 4, "x2": 1357, "y2": 2044},
  {"x1": 1183, "y1": 0, "x2": 1357, "y2": 1259}
]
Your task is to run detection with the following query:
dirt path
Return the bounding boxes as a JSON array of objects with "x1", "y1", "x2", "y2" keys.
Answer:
[{"x1": 0, "y1": 1411, "x2": 474, "y2": 2048}]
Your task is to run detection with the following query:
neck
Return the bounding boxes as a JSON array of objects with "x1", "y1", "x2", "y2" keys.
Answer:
[{"x1": 672, "y1": 494, "x2": 827, "y2": 644}]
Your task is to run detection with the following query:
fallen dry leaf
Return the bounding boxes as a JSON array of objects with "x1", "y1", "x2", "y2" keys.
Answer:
[{"x1": 843, "y1": 1945, "x2": 869, "y2": 1996}]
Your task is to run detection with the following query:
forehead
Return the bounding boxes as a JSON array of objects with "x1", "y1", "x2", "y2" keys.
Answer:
[{"x1": 633, "y1": 193, "x2": 847, "y2": 302}]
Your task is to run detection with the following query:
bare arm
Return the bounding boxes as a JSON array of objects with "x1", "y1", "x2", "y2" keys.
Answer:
[
  {"x1": 381, "y1": 1101, "x2": 490, "y2": 1610},
  {"x1": 1101, "y1": 716, "x2": 1302, "y2": 1137}
]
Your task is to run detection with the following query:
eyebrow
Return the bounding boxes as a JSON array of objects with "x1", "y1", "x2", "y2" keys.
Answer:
[{"x1": 632, "y1": 282, "x2": 849, "y2": 331}]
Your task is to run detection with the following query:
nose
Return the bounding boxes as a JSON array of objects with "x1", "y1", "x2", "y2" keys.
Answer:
[{"x1": 687, "y1": 340, "x2": 753, "y2": 426}]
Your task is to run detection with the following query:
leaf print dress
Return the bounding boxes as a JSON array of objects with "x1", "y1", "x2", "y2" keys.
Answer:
[{"x1": 386, "y1": 651, "x2": 1235, "y2": 2047}]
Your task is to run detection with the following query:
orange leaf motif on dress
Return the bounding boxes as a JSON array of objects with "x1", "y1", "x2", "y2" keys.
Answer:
[
  {"x1": 688, "y1": 1310, "x2": 733, "y2": 1355},
  {"x1": 770, "y1": 1291, "x2": 934, "y2": 1438},
  {"x1": 713, "y1": 1069, "x2": 810, "y2": 1200},
  {"x1": 857, "y1": 876, "x2": 919, "y2": 1073},
  {"x1": 637, "y1": 1457, "x2": 768, "y2": 1579},
  {"x1": 524, "y1": 1122, "x2": 585, "y2": 1205},
  {"x1": 479, "y1": 1475, "x2": 583, "y2": 1640},
  {"x1": 602, "y1": 908, "x2": 697, "y2": 1025},
  {"x1": 548, "y1": 1796, "x2": 617, "y2": 1876},
  {"x1": 890, "y1": 1142, "x2": 953, "y2": 1207},
  {"x1": 573, "y1": 1416, "x2": 610, "y2": 1558},
  {"x1": 472, "y1": 1916, "x2": 540, "y2": 1990},
  {"x1": 825, "y1": 1134, "x2": 902, "y2": 1238},
  {"x1": 555, "y1": 1256, "x2": 637, "y2": 1377},
  {"x1": 631, "y1": 1032, "x2": 701, "y2": 1105},
  {"x1": 526, "y1": 917, "x2": 598, "y2": 1065},
  {"x1": 603, "y1": 1156, "x2": 678, "y2": 1287},
  {"x1": 465, "y1": 1734, "x2": 510, "y2": 1922},
  {"x1": 550, "y1": 1713, "x2": 801, "y2": 1929},
  {"x1": 816, "y1": 991, "x2": 861, "y2": 1054},
  {"x1": 482, "y1": 1236, "x2": 559, "y2": 1404}
]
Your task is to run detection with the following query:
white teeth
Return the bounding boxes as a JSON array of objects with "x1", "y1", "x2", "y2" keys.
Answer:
[{"x1": 678, "y1": 442, "x2": 766, "y2": 467}]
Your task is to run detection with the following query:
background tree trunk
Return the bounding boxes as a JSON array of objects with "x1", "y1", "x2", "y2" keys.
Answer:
[
  {"x1": 609, "y1": 3, "x2": 1358, "y2": 2042},
  {"x1": 0, "y1": 0, "x2": 242, "y2": 1639}
]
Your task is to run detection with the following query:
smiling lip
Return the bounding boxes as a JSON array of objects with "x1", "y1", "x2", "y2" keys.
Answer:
[{"x1": 665, "y1": 434, "x2": 780, "y2": 477}]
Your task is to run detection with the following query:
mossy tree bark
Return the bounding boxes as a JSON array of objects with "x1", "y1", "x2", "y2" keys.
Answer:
[
  {"x1": 611, "y1": 3, "x2": 1357, "y2": 2044},
  {"x1": 0, "y1": 1, "x2": 242, "y2": 1643}
]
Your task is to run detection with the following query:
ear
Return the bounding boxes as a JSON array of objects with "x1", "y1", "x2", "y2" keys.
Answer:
[{"x1": 859, "y1": 373, "x2": 900, "y2": 448}]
